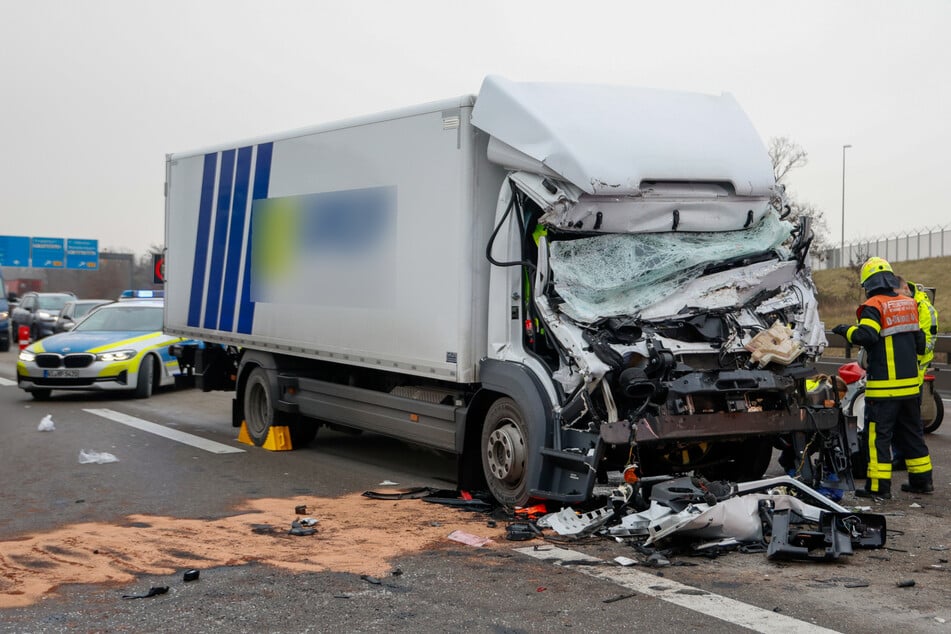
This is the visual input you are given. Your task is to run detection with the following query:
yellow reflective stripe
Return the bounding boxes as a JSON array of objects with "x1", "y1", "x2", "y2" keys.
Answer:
[
  {"x1": 859, "y1": 318, "x2": 881, "y2": 332},
  {"x1": 884, "y1": 336, "x2": 896, "y2": 379},
  {"x1": 866, "y1": 422, "x2": 879, "y2": 479},
  {"x1": 865, "y1": 385, "x2": 921, "y2": 398},
  {"x1": 846, "y1": 325, "x2": 858, "y2": 341},
  {"x1": 88, "y1": 332, "x2": 165, "y2": 354},
  {"x1": 866, "y1": 377, "x2": 920, "y2": 389},
  {"x1": 906, "y1": 455, "x2": 932, "y2": 474}
]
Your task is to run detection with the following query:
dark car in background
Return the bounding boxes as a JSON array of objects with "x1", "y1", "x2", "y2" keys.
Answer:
[
  {"x1": 53, "y1": 299, "x2": 111, "y2": 333},
  {"x1": 10, "y1": 292, "x2": 76, "y2": 341}
]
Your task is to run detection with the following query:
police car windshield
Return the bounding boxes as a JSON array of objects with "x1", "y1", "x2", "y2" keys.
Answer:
[{"x1": 74, "y1": 305, "x2": 163, "y2": 332}]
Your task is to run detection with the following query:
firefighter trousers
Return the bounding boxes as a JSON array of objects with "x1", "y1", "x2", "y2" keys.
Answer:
[{"x1": 866, "y1": 397, "x2": 933, "y2": 494}]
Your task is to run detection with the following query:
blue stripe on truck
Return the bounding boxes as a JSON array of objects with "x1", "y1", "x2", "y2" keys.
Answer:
[
  {"x1": 218, "y1": 145, "x2": 253, "y2": 331},
  {"x1": 203, "y1": 149, "x2": 236, "y2": 330},
  {"x1": 187, "y1": 153, "x2": 219, "y2": 327},
  {"x1": 237, "y1": 142, "x2": 272, "y2": 334}
]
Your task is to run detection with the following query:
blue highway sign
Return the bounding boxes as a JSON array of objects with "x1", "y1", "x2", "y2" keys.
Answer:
[
  {"x1": 31, "y1": 237, "x2": 66, "y2": 268},
  {"x1": 0, "y1": 235, "x2": 31, "y2": 266},
  {"x1": 66, "y1": 238, "x2": 99, "y2": 270}
]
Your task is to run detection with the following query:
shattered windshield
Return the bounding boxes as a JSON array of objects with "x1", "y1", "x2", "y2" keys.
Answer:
[{"x1": 548, "y1": 211, "x2": 792, "y2": 323}]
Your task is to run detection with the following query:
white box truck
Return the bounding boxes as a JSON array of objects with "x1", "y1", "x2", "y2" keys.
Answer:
[{"x1": 165, "y1": 76, "x2": 851, "y2": 506}]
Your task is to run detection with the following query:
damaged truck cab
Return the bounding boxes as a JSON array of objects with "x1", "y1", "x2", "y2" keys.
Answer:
[
  {"x1": 473, "y1": 78, "x2": 848, "y2": 505},
  {"x1": 165, "y1": 76, "x2": 850, "y2": 509}
]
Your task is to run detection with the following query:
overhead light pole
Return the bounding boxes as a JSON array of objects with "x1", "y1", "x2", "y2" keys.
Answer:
[{"x1": 841, "y1": 144, "x2": 852, "y2": 267}]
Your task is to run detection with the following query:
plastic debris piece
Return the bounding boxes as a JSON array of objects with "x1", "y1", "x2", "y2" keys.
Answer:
[
  {"x1": 122, "y1": 586, "x2": 169, "y2": 599},
  {"x1": 294, "y1": 505, "x2": 307, "y2": 514},
  {"x1": 183, "y1": 569, "x2": 200, "y2": 582},
  {"x1": 505, "y1": 523, "x2": 536, "y2": 541},
  {"x1": 289, "y1": 520, "x2": 316, "y2": 536},
  {"x1": 603, "y1": 593, "x2": 637, "y2": 603},
  {"x1": 78, "y1": 449, "x2": 118, "y2": 464},
  {"x1": 447, "y1": 530, "x2": 493, "y2": 547},
  {"x1": 909, "y1": 503, "x2": 922, "y2": 508},
  {"x1": 299, "y1": 517, "x2": 319, "y2": 527},
  {"x1": 614, "y1": 556, "x2": 638, "y2": 566},
  {"x1": 896, "y1": 579, "x2": 916, "y2": 588},
  {"x1": 363, "y1": 487, "x2": 436, "y2": 500},
  {"x1": 537, "y1": 506, "x2": 614, "y2": 537},
  {"x1": 378, "y1": 480, "x2": 399, "y2": 486},
  {"x1": 38, "y1": 414, "x2": 55, "y2": 432},
  {"x1": 360, "y1": 575, "x2": 382, "y2": 585}
]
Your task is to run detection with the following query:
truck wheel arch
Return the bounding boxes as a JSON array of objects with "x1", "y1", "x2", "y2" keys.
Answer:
[{"x1": 461, "y1": 360, "x2": 555, "y2": 504}]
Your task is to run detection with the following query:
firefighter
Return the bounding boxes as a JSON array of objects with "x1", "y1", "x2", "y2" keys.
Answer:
[
  {"x1": 894, "y1": 275, "x2": 939, "y2": 384},
  {"x1": 832, "y1": 257, "x2": 934, "y2": 498}
]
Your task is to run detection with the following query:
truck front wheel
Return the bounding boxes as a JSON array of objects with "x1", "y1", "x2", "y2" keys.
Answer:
[
  {"x1": 481, "y1": 397, "x2": 531, "y2": 507},
  {"x1": 243, "y1": 368, "x2": 274, "y2": 447}
]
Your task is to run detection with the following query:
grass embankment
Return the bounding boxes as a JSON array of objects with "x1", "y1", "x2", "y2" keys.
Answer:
[
  {"x1": 813, "y1": 256, "x2": 949, "y2": 332},
  {"x1": 813, "y1": 255, "x2": 949, "y2": 362}
]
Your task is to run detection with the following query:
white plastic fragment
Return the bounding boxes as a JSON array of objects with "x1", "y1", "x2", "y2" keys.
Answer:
[
  {"x1": 78, "y1": 449, "x2": 119, "y2": 464},
  {"x1": 910, "y1": 503, "x2": 922, "y2": 508},
  {"x1": 378, "y1": 480, "x2": 399, "y2": 486},
  {"x1": 537, "y1": 506, "x2": 614, "y2": 536},
  {"x1": 37, "y1": 414, "x2": 55, "y2": 432},
  {"x1": 613, "y1": 556, "x2": 638, "y2": 566}
]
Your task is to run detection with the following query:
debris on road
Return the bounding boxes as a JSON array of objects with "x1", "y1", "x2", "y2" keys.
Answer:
[
  {"x1": 289, "y1": 519, "x2": 317, "y2": 536},
  {"x1": 37, "y1": 414, "x2": 55, "y2": 431},
  {"x1": 447, "y1": 530, "x2": 494, "y2": 547},
  {"x1": 122, "y1": 586, "x2": 169, "y2": 599},
  {"x1": 183, "y1": 569, "x2": 200, "y2": 582},
  {"x1": 78, "y1": 449, "x2": 118, "y2": 464}
]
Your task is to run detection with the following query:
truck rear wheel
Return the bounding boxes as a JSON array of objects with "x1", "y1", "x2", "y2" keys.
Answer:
[
  {"x1": 243, "y1": 368, "x2": 275, "y2": 447},
  {"x1": 481, "y1": 397, "x2": 531, "y2": 507}
]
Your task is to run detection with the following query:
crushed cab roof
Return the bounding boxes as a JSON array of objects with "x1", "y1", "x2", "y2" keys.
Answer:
[{"x1": 470, "y1": 75, "x2": 775, "y2": 197}]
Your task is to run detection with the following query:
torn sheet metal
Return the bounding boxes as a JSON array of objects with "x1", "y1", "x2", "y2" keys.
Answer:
[
  {"x1": 537, "y1": 506, "x2": 614, "y2": 537},
  {"x1": 471, "y1": 75, "x2": 775, "y2": 200}
]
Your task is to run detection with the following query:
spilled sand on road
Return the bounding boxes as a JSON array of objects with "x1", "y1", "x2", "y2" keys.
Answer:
[{"x1": 0, "y1": 492, "x2": 504, "y2": 608}]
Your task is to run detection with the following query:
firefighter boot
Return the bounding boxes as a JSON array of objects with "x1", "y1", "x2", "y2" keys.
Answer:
[
  {"x1": 856, "y1": 478, "x2": 892, "y2": 500},
  {"x1": 901, "y1": 474, "x2": 935, "y2": 494}
]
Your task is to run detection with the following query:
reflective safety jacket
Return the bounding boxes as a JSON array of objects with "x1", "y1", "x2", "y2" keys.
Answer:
[
  {"x1": 845, "y1": 290, "x2": 924, "y2": 399},
  {"x1": 911, "y1": 282, "x2": 939, "y2": 379}
]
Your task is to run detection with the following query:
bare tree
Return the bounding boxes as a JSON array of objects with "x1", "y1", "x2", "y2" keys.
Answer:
[
  {"x1": 768, "y1": 136, "x2": 831, "y2": 255},
  {"x1": 768, "y1": 136, "x2": 808, "y2": 183}
]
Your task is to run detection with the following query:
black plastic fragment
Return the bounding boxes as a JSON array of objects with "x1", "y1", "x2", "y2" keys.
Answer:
[{"x1": 122, "y1": 586, "x2": 169, "y2": 599}]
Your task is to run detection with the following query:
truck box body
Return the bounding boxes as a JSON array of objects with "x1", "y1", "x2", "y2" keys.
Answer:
[
  {"x1": 165, "y1": 77, "x2": 852, "y2": 507},
  {"x1": 165, "y1": 97, "x2": 504, "y2": 383}
]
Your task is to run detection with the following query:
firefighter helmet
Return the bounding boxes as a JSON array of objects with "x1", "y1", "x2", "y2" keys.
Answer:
[{"x1": 860, "y1": 257, "x2": 893, "y2": 284}]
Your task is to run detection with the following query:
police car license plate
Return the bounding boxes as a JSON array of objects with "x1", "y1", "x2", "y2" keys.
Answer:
[{"x1": 44, "y1": 369, "x2": 80, "y2": 378}]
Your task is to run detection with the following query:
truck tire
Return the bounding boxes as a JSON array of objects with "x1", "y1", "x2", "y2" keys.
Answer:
[
  {"x1": 481, "y1": 397, "x2": 531, "y2": 507},
  {"x1": 243, "y1": 367, "x2": 275, "y2": 447},
  {"x1": 134, "y1": 355, "x2": 155, "y2": 399}
]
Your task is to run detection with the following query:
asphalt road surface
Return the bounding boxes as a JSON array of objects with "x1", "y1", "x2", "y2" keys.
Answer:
[{"x1": 1, "y1": 347, "x2": 949, "y2": 633}]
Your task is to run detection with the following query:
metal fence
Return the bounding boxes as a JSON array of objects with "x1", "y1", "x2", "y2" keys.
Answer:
[{"x1": 814, "y1": 225, "x2": 951, "y2": 270}]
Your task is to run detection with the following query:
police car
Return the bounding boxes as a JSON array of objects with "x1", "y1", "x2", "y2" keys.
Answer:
[{"x1": 17, "y1": 291, "x2": 191, "y2": 401}]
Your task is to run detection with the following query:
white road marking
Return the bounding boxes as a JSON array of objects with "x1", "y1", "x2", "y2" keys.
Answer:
[
  {"x1": 516, "y1": 546, "x2": 839, "y2": 634},
  {"x1": 0, "y1": 377, "x2": 16, "y2": 386},
  {"x1": 83, "y1": 408, "x2": 245, "y2": 454}
]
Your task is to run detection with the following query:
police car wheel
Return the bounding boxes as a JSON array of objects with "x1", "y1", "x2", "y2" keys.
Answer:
[
  {"x1": 134, "y1": 356, "x2": 155, "y2": 399},
  {"x1": 29, "y1": 389, "x2": 52, "y2": 401}
]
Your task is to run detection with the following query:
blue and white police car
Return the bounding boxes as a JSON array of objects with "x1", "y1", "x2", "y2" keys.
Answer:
[{"x1": 17, "y1": 292, "x2": 191, "y2": 400}]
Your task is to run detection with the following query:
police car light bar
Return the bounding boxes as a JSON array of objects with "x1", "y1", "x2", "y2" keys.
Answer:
[{"x1": 119, "y1": 289, "x2": 165, "y2": 299}]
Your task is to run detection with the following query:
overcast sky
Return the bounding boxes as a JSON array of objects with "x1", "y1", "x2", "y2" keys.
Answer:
[{"x1": 2, "y1": 0, "x2": 948, "y2": 257}]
